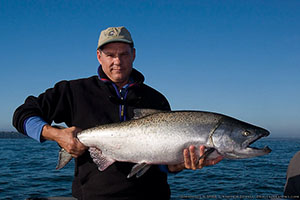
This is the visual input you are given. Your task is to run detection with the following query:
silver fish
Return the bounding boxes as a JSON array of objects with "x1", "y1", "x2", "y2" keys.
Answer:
[{"x1": 56, "y1": 109, "x2": 271, "y2": 178}]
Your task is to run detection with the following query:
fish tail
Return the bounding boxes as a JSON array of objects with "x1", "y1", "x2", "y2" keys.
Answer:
[{"x1": 56, "y1": 148, "x2": 73, "y2": 170}]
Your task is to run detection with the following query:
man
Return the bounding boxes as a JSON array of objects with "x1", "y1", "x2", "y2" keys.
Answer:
[
  {"x1": 284, "y1": 151, "x2": 300, "y2": 198},
  {"x1": 13, "y1": 26, "x2": 222, "y2": 200}
]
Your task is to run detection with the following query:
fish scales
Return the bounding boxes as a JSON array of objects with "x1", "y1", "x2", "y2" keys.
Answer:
[
  {"x1": 57, "y1": 109, "x2": 271, "y2": 177},
  {"x1": 79, "y1": 111, "x2": 226, "y2": 164}
]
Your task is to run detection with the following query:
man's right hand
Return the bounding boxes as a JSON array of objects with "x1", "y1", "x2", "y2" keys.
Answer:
[{"x1": 41, "y1": 125, "x2": 87, "y2": 158}]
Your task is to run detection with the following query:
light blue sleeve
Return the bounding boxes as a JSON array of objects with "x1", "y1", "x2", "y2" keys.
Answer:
[{"x1": 24, "y1": 116, "x2": 48, "y2": 143}]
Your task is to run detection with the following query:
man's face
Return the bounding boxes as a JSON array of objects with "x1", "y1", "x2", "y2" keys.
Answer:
[{"x1": 97, "y1": 42, "x2": 135, "y2": 88}]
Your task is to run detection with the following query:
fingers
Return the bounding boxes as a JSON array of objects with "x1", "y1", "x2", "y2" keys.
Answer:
[
  {"x1": 183, "y1": 148, "x2": 191, "y2": 169},
  {"x1": 69, "y1": 137, "x2": 87, "y2": 158},
  {"x1": 55, "y1": 126, "x2": 87, "y2": 158},
  {"x1": 184, "y1": 145, "x2": 198, "y2": 170},
  {"x1": 205, "y1": 155, "x2": 223, "y2": 166},
  {"x1": 198, "y1": 145, "x2": 206, "y2": 169},
  {"x1": 69, "y1": 126, "x2": 82, "y2": 136},
  {"x1": 184, "y1": 145, "x2": 223, "y2": 170},
  {"x1": 189, "y1": 146, "x2": 198, "y2": 170},
  {"x1": 71, "y1": 127, "x2": 87, "y2": 158}
]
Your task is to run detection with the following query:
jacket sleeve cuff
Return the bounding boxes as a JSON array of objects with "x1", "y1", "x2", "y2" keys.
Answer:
[{"x1": 24, "y1": 116, "x2": 48, "y2": 143}]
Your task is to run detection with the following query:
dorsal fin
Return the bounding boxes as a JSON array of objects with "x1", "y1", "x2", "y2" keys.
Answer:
[{"x1": 133, "y1": 109, "x2": 165, "y2": 119}]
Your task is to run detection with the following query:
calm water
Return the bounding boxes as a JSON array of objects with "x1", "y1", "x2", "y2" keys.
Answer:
[{"x1": 0, "y1": 137, "x2": 299, "y2": 200}]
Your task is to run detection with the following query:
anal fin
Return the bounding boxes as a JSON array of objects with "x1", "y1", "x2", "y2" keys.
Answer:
[{"x1": 127, "y1": 163, "x2": 151, "y2": 178}]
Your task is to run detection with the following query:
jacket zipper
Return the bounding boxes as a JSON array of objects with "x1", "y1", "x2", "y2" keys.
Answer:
[
  {"x1": 120, "y1": 95, "x2": 125, "y2": 120},
  {"x1": 119, "y1": 88, "x2": 129, "y2": 122},
  {"x1": 111, "y1": 83, "x2": 132, "y2": 122}
]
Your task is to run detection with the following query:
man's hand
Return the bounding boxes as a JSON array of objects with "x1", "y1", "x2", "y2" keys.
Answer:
[
  {"x1": 42, "y1": 125, "x2": 87, "y2": 158},
  {"x1": 168, "y1": 145, "x2": 223, "y2": 172}
]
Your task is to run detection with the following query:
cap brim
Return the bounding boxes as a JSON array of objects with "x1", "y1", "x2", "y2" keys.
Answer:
[{"x1": 98, "y1": 39, "x2": 133, "y2": 49}]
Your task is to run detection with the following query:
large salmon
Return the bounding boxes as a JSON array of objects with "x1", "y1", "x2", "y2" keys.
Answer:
[{"x1": 56, "y1": 109, "x2": 271, "y2": 178}]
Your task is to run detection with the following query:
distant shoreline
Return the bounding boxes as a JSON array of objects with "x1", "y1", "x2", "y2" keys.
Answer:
[{"x1": 0, "y1": 131, "x2": 27, "y2": 139}]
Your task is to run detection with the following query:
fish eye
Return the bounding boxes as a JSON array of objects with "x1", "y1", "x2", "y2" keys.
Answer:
[{"x1": 242, "y1": 131, "x2": 251, "y2": 137}]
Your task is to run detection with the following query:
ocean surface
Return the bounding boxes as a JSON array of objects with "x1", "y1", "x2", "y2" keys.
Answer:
[{"x1": 0, "y1": 137, "x2": 299, "y2": 200}]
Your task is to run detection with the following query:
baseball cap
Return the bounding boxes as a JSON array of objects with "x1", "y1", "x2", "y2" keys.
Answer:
[{"x1": 97, "y1": 26, "x2": 134, "y2": 49}]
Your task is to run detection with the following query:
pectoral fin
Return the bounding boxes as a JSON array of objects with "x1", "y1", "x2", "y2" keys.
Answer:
[
  {"x1": 89, "y1": 147, "x2": 115, "y2": 171},
  {"x1": 196, "y1": 148, "x2": 216, "y2": 163}
]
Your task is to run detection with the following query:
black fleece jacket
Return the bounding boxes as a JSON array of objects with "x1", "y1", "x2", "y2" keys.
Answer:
[{"x1": 13, "y1": 67, "x2": 171, "y2": 200}]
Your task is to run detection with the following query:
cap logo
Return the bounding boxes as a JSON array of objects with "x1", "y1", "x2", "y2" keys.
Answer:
[{"x1": 108, "y1": 30, "x2": 116, "y2": 36}]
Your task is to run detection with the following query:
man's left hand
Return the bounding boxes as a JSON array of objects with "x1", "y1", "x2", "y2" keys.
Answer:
[{"x1": 168, "y1": 145, "x2": 223, "y2": 172}]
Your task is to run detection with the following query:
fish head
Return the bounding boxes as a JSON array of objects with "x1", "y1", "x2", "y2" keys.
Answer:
[{"x1": 211, "y1": 118, "x2": 271, "y2": 159}]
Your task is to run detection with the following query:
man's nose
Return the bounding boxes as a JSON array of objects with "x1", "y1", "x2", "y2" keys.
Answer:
[{"x1": 113, "y1": 56, "x2": 121, "y2": 65}]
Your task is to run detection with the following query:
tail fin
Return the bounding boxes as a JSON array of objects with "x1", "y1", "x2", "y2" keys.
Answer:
[
  {"x1": 52, "y1": 125, "x2": 73, "y2": 170},
  {"x1": 56, "y1": 148, "x2": 73, "y2": 170}
]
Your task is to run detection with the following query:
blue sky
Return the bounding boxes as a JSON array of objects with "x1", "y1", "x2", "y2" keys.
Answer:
[{"x1": 0, "y1": 1, "x2": 299, "y2": 137}]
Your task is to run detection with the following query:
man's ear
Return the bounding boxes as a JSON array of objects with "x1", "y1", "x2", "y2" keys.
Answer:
[
  {"x1": 132, "y1": 48, "x2": 136, "y2": 62},
  {"x1": 97, "y1": 50, "x2": 102, "y2": 64}
]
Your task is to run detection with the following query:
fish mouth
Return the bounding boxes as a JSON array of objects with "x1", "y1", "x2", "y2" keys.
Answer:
[
  {"x1": 248, "y1": 145, "x2": 271, "y2": 153},
  {"x1": 224, "y1": 129, "x2": 271, "y2": 159},
  {"x1": 244, "y1": 130, "x2": 271, "y2": 154}
]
